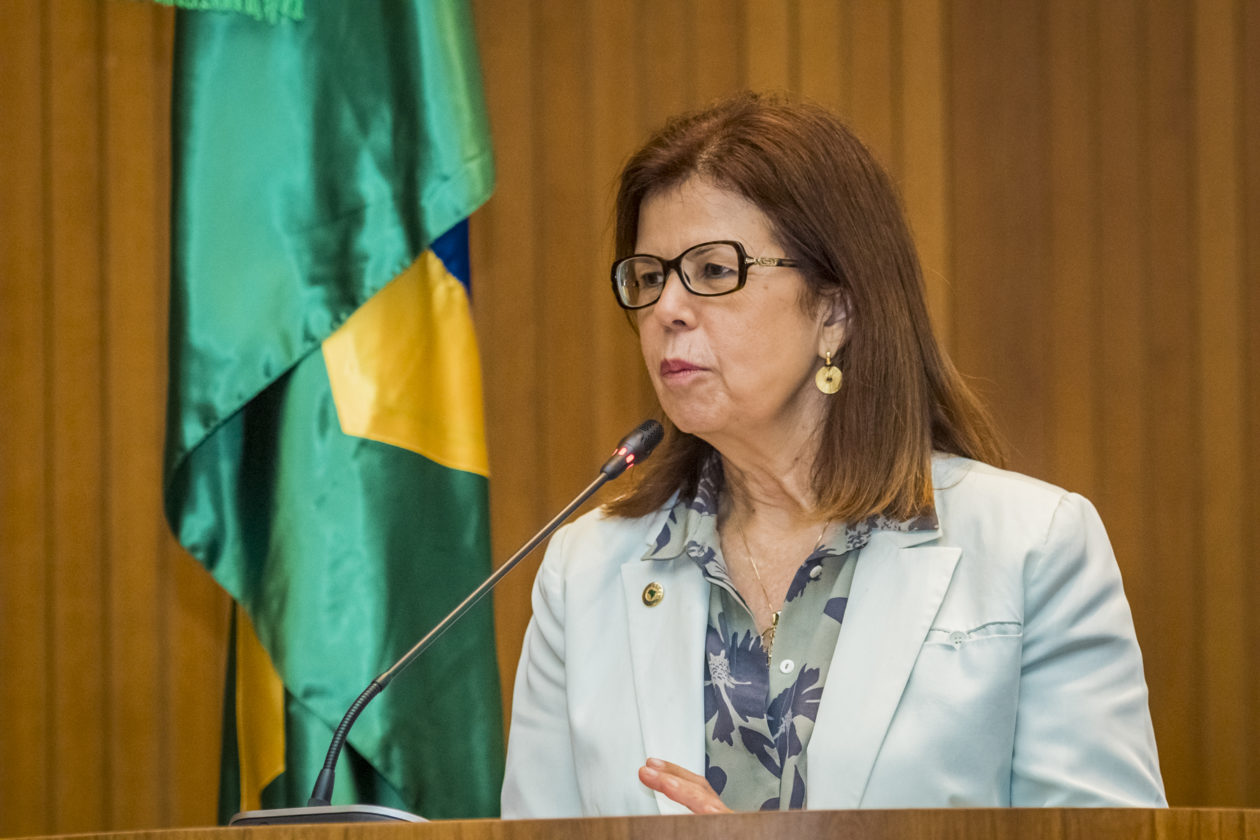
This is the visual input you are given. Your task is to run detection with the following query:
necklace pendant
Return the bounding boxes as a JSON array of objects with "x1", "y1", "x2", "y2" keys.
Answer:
[{"x1": 761, "y1": 611, "x2": 780, "y2": 663}]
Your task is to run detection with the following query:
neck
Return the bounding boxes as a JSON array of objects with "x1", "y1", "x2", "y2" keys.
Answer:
[
  {"x1": 714, "y1": 436, "x2": 833, "y2": 634},
  {"x1": 715, "y1": 435, "x2": 826, "y2": 537}
]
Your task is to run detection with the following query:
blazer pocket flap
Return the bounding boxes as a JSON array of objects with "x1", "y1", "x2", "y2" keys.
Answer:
[{"x1": 925, "y1": 621, "x2": 1022, "y2": 648}]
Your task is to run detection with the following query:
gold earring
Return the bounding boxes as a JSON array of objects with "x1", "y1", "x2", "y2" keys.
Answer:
[{"x1": 815, "y1": 351, "x2": 842, "y2": 394}]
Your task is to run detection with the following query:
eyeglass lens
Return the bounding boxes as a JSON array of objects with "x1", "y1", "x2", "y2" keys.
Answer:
[{"x1": 615, "y1": 241, "x2": 743, "y2": 307}]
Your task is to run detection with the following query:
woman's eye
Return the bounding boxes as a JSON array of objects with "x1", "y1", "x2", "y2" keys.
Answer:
[
  {"x1": 701, "y1": 261, "x2": 736, "y2": 278},
  {"x1": 638, "y1": 271, "x2": 665, "y2": 288}
]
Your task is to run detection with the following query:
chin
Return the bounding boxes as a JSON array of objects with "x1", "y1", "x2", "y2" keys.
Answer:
[
  {"x1": 662, "y1": 411, "x2": 725, "y2": 441},
  {"x1": 656, "y1": 391, "x2": 732, "y2": 441}
]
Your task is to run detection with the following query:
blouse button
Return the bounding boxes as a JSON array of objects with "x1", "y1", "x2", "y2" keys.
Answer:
[
  {"x1": 778, "y1": 658, "x2": 795, "y2": 674},
  {"x1": 808, "y1": 565, "x2": 823, "y2": 580},
  {"x1": 949, "y1": 631, "x2": 967, "y2": 648}
]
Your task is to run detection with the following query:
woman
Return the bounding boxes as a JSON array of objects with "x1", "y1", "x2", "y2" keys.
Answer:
[{"x1": 501, "y1": 93, "x2": 1165, "y2": 816}]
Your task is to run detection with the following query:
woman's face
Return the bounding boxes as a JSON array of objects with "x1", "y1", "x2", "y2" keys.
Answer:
[{"x1": 634, "y1": 177, "x2": 844, "y2": 451}]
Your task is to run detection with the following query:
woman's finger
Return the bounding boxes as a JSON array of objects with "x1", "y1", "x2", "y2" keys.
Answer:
[{"x1": 638, "y1": 758, "x2": 731, "y2": 814}]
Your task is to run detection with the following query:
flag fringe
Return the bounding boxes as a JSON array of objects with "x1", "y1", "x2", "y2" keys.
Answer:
[{"x1": 149, "y1": 0, "x2": 303, "y2": 24}]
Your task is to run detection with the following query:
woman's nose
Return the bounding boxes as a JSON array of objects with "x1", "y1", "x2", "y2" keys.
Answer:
[{"x1": 649, "y1": 268, "x2": 696, "y2": 327}]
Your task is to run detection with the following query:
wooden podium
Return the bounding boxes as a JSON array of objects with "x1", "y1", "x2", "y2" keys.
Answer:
[{"x1": 16, "y1": 810, "x2": 1259, "y2": 840}]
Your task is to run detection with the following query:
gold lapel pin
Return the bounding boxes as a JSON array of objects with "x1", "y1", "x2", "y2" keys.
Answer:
[{"x1": 642, "y1": 582, "x2": 664, "y2": 607}]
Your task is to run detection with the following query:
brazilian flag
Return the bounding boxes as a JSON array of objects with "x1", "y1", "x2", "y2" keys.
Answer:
[{"x1": 162, "y1": 0, "x2": 504, "y2": 822}]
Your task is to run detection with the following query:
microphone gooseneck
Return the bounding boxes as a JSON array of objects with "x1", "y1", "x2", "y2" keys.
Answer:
[{"x1": 304, "y1": 419, "x2": 664, "y2": 812}]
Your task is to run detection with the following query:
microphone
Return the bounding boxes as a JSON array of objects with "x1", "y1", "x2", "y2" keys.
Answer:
[
  {"x1": 229, "y1": 419, "x2": 664, "y2": 826},
  {"x1": 599, "y1": 419, "x2": 663, "y2": 478}
]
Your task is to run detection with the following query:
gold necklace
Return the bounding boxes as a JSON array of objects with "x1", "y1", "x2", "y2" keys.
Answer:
[
  {"x1": 738, "y1": 526, "x2": 780, "y2": 658},
  {"x1": 736, "y1": 521, "x2": 830, "y2": 662}
]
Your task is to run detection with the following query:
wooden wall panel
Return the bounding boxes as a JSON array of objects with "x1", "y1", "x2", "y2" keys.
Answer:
[
  {"x1": 534, "y1": 0, "x2": 598, "y2": 510},
  {"x1": 0, "y1": 2, "x2": 230, "y2": 834},
  {"x1": 743, "y1": 1, "x2": 792, "y2": 92},
  {"x1": 1, "y1": 1, "x2": 1258, "y2": 834},
  {"x1": 796, "y1": 1, "x2": 845, "y2": 114},
  {"x1": 898, "y1": 0, "x2": 950, "y2": 342},
  {"x1": 848, "y1": 1, "x2": 897, "y2": 169},
  {"x1": 1142, "y1": 0, "x2": 1200, "y2": 806},
  {"x1": 948, "y1": 0, "x2": 1052, "y2": 470},
  {"x1": 470, "y1": 0, "x2": 542, "y2": 702},
  {"x1": 1194, "y1": 0, "x2": 1249, "y2": 806},
  {"x1": 637, "y1": 0, "x2": 688, "y2": 124},
  {"x1": 0, "y1": 2, "x2": 53, "y2": 835},
  {"x1": 1045, "y1": 0, "x2": 1099, "y2": 493},
  {"x1": 101, "y1": 0, "x2": 167, "y2": 826},
  {"x1": 1245, "y1": 0, "x2": 1260, "y2": 801},
  {"x1": 471, "y1": 0, "x2": 1260, "y2": 809},
  {"x1": 46, "y1": 0, "x2": 109, "y2": 828},
  {"x1": 1094, "y1": 0, "x2": 1149, "y2": 632},
  {"x1": 691, "y1": 0, "x2": 741, "y2": 105}
]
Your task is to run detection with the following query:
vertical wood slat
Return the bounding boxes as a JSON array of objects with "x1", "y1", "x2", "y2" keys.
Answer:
[
  {"x1": 1094, "y1": 0, "x2": 1148, "y2": 510},
  {"x1": 742, "y1": 0, "x2": 791, "y2": 91},
  {"x1": 149, "y1": 10, "x2": 180, "y2": 823},
  {"x1": 45, "y1": 0, "x2": 108, "y2": 830},
  {"x1": 0, "y1": 1, "x2": 52, "y2": 835},
  {"x1": 1091, "y1": 16, "x2": 1152, "y2": 810},
  {"x1": 468, "y1": 0, "x2": 545, "y2": 723},
  {"x1": 796, "y1": 0, "x2": 845, "y2": 113},
  {"x1": 998, "y1": 0, "x2": 1051, "y2": 474},
  {"x1": 1194, "y1": 0, "x2": 1248, "y2": 806},
  {"x1": 897, "y1": 0, "x2": 951, "y2": 346},
  {"x1": 637, "y1": 0, "x2": 689, "y2": 131},
  {"x1": 469, "y1": 0, "x2": 540, "y2": 560},
  {"x1": 692, "y1": 0, "x2": 742, "y2": 107},
  {"x1": 101, "y1": 0, "x2": 164, "y2": 828},
  {"x1": 533, "y1": 0, "x2": 600, "y2": 526},
  {"x1": 847, "y1": 0, "x2": 897, "y2": 172},
  {"x1": 1142, "y1": 0, "x2": 1198, "y2": 808},
  {"x1": 947, "y1": 0, "x2": 1051, "y2": 474},
  {"x1": 1243, "y1": 0, "x2": 1260, "y2": 804},
  {"x1": 1045, "y1": 0, "x2": 1099, "y2": 496}
]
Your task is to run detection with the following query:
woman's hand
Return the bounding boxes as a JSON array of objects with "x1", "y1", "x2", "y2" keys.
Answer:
[{"x1": 638, "y1": 757, "x2": 732, "y2": 814}]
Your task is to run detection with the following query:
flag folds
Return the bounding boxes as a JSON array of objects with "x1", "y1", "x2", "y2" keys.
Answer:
[{"x1": 164, "y1": 0, "x2": 503, "y2": 821}]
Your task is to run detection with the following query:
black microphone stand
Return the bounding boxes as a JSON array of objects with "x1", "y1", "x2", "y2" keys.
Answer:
[{"x1": 229, "y1": 419, "x2": 664, "y2": 826}]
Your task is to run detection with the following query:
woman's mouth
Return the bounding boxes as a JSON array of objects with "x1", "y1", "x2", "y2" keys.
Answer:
[{"x1": 660, "y1": 359, "x2": 705, "y2": 379}]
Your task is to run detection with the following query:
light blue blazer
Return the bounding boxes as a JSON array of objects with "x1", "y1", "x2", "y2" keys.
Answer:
[{"x1": 501, "y1": 456, "x2": 1166, "y2": 817}]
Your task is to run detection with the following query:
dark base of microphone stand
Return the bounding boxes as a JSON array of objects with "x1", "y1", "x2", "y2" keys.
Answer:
[{"x1": 229, "y1": 804, "x2": 426, "y2": 825}]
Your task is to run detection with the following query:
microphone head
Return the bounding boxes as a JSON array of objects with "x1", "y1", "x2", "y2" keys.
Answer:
[
  {"x1": 622, "y1": 419, "x2": 665, "y2": 457},
  {"x1": 600, "y1": 419, "x2": 665, "y2": 478}
]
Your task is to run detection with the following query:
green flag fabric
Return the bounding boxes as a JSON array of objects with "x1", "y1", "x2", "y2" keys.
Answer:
[{"x1": 164, "y1": 0, "x2": 503, "y2": 821}]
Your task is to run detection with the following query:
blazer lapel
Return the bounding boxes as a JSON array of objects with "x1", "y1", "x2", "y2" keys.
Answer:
[
  {"x1": 621, "y1": 556, "x2": 709, "y2": 814},
  {"x1": 808, "y1": 530, "x2": 961, "y2": 809}
]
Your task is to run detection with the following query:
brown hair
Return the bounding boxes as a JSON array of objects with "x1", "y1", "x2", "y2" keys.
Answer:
[{"x1": 605, "y1": 92, "x2": 1006, "y2": 521}]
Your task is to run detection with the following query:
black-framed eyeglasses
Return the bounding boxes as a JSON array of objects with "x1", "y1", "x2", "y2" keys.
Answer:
[{"x1": 610, "y1": 240, "x2": 799, "y2": 310}]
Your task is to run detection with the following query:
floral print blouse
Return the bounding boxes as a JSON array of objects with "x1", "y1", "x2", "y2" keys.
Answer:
[{"x1": 641, "y1": 456, "x2": 938, "y2": 811}]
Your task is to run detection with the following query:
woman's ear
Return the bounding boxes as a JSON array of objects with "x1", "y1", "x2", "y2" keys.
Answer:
[{"x1": 818, "y1": 295, "x2": 849, "y2": 357}]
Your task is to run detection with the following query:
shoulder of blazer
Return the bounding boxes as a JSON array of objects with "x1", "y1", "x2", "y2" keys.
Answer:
[{"x1": 932, "y1": 455, "x2": 1076, "y2": 544}]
